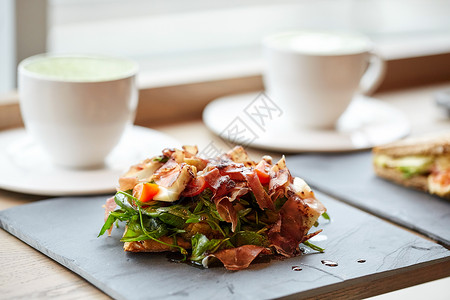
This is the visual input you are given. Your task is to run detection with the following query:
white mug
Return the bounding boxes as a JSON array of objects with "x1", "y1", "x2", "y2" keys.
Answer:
[
  {"x1": 263, "y1": 30, "x2": 385, "y2": 129},
  {"x1": 18, "y1": 54, "x2": 139, "y2": 169}
]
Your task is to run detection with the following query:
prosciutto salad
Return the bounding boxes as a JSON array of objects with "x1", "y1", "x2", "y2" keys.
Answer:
[{"x1": 99, "y1": 146, "x2": 328, "y2": 270}]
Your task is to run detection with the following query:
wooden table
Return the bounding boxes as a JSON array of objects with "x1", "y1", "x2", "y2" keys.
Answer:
[{"x1": 0, "y1": 82, "x2": 449, "y2": 299}]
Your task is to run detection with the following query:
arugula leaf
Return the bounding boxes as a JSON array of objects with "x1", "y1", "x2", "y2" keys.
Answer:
[
  {"x1": 198, "y1": 192, "x2": 222, "y2": 221},
  {"x1": 185, "y1": 215, "x2": 202, "y2": 224},
  {"x1": 157, "y1": 212, "x2": 186, "y2": 228},
  {"x1": 190, "y1": 233, "x2": 224, "y2": 262},
  {"x1": 115, "y1": 191, "x2": 138, "y2": 211},
  {"x1": 159, "y1": 205, "x2": 192, "y2": 219},
  {"x1": 98, "y1": 214, "x2": 118, "y2": 237},
  {"x1": 137, "y1": 206, "x2": 188, "y2": 256},
  {"x1": 238, "y1": 208, "x2": 252, "y2": 218},
  {"x1": 98, "y1": 193, "x2": 138, "y2": 237},
  {"x1": 153, "y1": 155, "x2": 169, "y2": 163},
  {"x1": 321, "y1": 212, "x2": 331, "y2": 221},
  {"x1": 198, "y1": 188, "x2": 213, "y2": 201},
  {"x1": 303, "y1": 240, "x2": 325, "y2": 253},
  {"x1": 205, "y1": 219, "x2": 226, "y2": 237},
  {"x1": 193, "y1": 200, "x2": 204, "y2": 214},
  {"x1": 238, "y1": 198, "x2": 250, "y2": 206},
  {"x1": 143, "y1": 204, "x2": 200, "y2": 227},
  {"x1": 121, "y1": 216, "x2": 168, "y2": 242},
  {"x1": 231, "y1": 231, "x2": 267, "y2": 247}
]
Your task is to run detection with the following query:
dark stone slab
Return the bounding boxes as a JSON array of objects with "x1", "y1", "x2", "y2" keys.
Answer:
[
  {"x1": 0, "y1": 193, "x2": 448, "y2": 299},
  {"x1": 288, "y1": 151, "x2": 450, "y2": 246}
]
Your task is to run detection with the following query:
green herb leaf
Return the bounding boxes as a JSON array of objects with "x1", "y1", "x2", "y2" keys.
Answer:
[
  {"x1": 231, "y1": 231, "x2": 267, "y2": 247},
  {"x1": 109, "y1": 209, "x2": 135, "y2": 221},
  {"x1": 321, "y1": 212, "x2": 331, "y2": 221},
  {"x1": 193, "y1": 201, "x2": 204, "y2": 214},
  {"x1": 121, "y1": 216, "x2": 168, "y2": 242},
  {"x1": 303, "y1": 240, "x2": 325, "y2": 253},
  {"x1": 238, "y1": 208, "x2": 252, "y2": 218},
  {"x1": 239, "y1": 199, "x2": 250, "y2": 206},
  {"x1": 157, "y1": 212, "x2": 186, "y2": 228},
  {"x1": 185, "y1": 215, "x2": 202, "y2": 224},
  {"x1": 143, "y1": 204, "x2": 200, "y2": 227},
  {"x1": 198, "y1": 191, "x2": 223, "y2": 222},
  {"x1": 115, "y1": 192, "x2": 137, "y2": 212},
  {"x1": 97, "y1": 193, "x2": 139, "y2": 237},
  {"x1": 190, "y1": 233, "x2": 224, "y2": 262},
  {"x1": 153, "y1": 155, "x2": 169, "y2": 163},
  {"x1": 137, "y1": 206, "x2": 188, "y2": 256},
  {"x1": 97, "y1": 214, "x2": 117, "y2": 237}
]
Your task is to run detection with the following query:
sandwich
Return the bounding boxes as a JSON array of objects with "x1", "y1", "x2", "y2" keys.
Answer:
[
  {"x1": 99, "y1": 145, "x2": 328, "y2": 270},
  {"x1": 372, "y1": 132, "x2": 450, "y2": 199}
]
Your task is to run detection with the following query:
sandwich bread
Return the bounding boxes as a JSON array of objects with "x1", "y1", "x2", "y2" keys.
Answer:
[{"x1": 372, "y1": 132, "x2": 450, "y2": 199}]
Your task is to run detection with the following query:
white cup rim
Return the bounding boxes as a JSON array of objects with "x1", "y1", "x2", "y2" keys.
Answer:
[
  {"x1": 18, "y1": 53, "x2": 139, "y2": 83},
  {"x1": 262, "y1": 30, "x2": 374, "y2": 56}
]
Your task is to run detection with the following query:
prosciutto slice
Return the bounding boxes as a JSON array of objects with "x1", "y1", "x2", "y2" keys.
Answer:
[
  {"x1": 215, "y1": 197, "x2": 238, "y2": 232},
  {"x1": 212, "y1": 245, "x2": 266, "y2": 270},
  {"x1": 268, "y1": 191, "x2": 326, "y2": 256},
  {"x1": 244, "y1": 171, "x2": 274, "y2": 210}
]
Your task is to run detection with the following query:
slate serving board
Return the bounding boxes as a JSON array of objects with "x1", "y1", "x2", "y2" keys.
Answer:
[
  {"x1": 287, "y1": 151, "x2": 450, "y2": 247},
  {"x1": 0, "y1": 192, "x2": 448, "y2": 300}
]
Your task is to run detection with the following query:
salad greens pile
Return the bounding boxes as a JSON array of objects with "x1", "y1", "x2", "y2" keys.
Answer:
[
  {"x1": 98, "y1": 145, "x2": 328, "y2": 270},
  {"x1": 99, "y1": 188, "x2": 328, "y2": 266}
]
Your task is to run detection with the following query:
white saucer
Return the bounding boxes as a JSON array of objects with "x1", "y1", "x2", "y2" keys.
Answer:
[
  {"x1": 202, "y1": 92, "x2": 410, "y2": 152},
  {"x1": 0, "y1": 126, "x2": 180, "y2": 196}
]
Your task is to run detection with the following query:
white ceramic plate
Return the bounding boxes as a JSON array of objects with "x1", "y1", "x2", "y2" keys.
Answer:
[
  {"x1": 0, "y1": 126, "x2": 180, "y2": 196},
  {"x1": 202, "y1": 92, "x2": 410, "y2": 152}
]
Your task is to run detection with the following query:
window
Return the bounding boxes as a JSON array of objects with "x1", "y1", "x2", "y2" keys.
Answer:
[{"x1": 2, "y1": 0, "x2": 450, "y2": 94}]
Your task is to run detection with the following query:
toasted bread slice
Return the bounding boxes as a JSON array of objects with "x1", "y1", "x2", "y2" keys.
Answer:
[
  {"x1": 373, "y1": 132, "x2": 450, "y2": 157},
  {"x1": 373, "y1": 131, "x2": 450, "y2": 199},
  {"x1": 123, "y1": 222, "x2": 220, "y2": 252},
  {"x1": 373, "y1": 164, "x2": 428, "y2": 192},
  {"x1": 124, "y1": 236, "x2": 191, "y2": 252}
]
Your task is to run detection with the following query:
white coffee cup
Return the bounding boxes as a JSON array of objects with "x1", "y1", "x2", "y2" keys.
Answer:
[
  {"x1": 263, "y1": 30, "x2": 385, "y2": 129},
  {"x1": 18, "y1": 54, "x2": 139, "y2": 169}
]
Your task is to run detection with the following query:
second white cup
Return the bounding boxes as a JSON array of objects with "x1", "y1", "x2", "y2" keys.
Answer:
[
  {"x1": 18, "y1": 54, "x2": 139, "y2": 169},
  {"x1": 263, "y1": 30, "x2": 385, "y2": 129}
]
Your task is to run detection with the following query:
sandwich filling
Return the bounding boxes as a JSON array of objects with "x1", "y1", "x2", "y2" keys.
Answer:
[
  {"x1": 99, "y1": 146, "x2": 328, "y2": 270},
  {"x1": 373, "y1": 154, "x2": 450, "y2": 197}
]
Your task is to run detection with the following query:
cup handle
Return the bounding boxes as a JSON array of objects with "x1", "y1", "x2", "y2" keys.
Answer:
[{"x1": 359, "y1": 50, "x2": 386, "y2": 95}]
